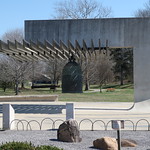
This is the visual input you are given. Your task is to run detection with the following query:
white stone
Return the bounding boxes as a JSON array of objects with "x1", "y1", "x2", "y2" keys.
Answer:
[{"x1": 3, "y1": 104, "x2": 15, "y2": 130}]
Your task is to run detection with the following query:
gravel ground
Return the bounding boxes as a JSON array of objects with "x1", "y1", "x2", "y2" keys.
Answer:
[{"x1": 0, "y1": 130, "x2": 149, "y2": 150}]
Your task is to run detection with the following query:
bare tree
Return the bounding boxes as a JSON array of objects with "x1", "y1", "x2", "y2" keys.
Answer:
[
  {"x1": 54, "y1": 0, "x2": 112, "y2": 19},
  {"x1": 0, "y1": 55, "x2": 33, "y2": 94},
  {"x1": 44, "y1": 58, "x2": 67, "y2": 85},
  {"x1": 0, "y1": 28, "x2": 26, "y2": 91},
  {"x1": 134, "y1": 0, "x2": 150, "y2": 17},
  {"x1": 31, "y1": 60, "x2": 46, "y2": 78},
  {"x1": 11, "y1": 60, "x2": 32, "y2": 95},
  {"x1": 1, "y1": 28, "x2": 23, "y2": 43},
  {"x1": 80, "y1": 53, "x2": 97, "y2": 91},
  {"x1": 0, "y1": 55, "x2": 13, "y2": 92},
  {"x1": 79, "y1": 51, "x2": 113, "y2": 91},
  {"x1": 92, "y1": 53, "x2": 114, "y2": 92}
]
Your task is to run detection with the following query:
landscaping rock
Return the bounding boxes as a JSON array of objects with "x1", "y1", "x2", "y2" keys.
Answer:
[
  {"x1": 93, "y1": 137, "x2": 118, "y2": 150},
  {"x1": 57, "y1": 119, "x2": 82, "y2": 142},
  {"x1": 121, "y1": 139, "x2": 137, "y2": 147}
]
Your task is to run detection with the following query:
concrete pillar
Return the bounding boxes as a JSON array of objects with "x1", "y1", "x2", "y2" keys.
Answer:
[
  {"x1": 3, "y1": 104, "x2": 15, "y2": 130},
  {"x1": 66, "y1": 103, "x2": 74, "y2": 120}
]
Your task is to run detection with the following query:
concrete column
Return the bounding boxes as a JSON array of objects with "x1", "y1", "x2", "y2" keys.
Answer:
[
  {"x1": 66, "y1": 103, "x2": 74, "y2": 120},
  {"x1": 3, "y1": 104, "x2": 15, "y2": 130}
]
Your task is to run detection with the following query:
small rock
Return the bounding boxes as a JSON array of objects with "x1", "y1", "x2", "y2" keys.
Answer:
[
  {"x1": 57, "y1": 119, "x2": 82, "y2": 142},
  {"x1": 93, "y1": 137, "x2": 118, "y2": 150},
  {"x1": 121, "y1": 139, "x2": 137, "y2": 147}
]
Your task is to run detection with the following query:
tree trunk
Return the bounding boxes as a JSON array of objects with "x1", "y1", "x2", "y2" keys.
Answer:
[
  {"x1": 99, "y1": 82, "x2": 103, "y2": 93},
  {"x1": 120, "y1": 65, "x2": 124, "y2": 85},
  {"x1": 84, "y1": 54, "x2": 90, "y2": 91},
  {"x1": 15, "y1": 80, "x2": 19, "y2": 95},
  {"x1": 3, "y1": 86, "x2": 6, "y2": 92},
  {"x1": 99, "y1": 86, "x2": 102, "y2": 93},
  {"x1": 85, "y1": 80, "x2": 90, "y2": 91},
  {"x1": 21, "y1": 82, "x2": 25, "y2": 89}
]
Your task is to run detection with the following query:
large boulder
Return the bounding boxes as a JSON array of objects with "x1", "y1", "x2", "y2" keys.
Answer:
[
  {"x1": 57, "y1": 119, "x2": 82, "y2": 142},
  {"x1": 93, "y1": 137, "x2": 118, "y2": 150}
]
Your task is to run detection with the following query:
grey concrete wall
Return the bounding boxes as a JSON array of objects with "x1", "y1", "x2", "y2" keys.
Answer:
[
  {"x1": 25, "y1": 18, "x2": 150, "y2": 103},
  {"x1": 25, "y1": 18, "x2": 127, "y2": 47}
]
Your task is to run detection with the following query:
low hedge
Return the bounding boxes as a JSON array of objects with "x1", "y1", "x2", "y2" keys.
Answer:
[{"x1": 0, "y1": 141, "x2": 63, "y2": 150}]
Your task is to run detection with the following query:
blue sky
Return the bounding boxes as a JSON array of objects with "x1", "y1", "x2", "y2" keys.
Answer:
[{"x1": 0, "y1": 0, "x2": 148, "y2": 37}]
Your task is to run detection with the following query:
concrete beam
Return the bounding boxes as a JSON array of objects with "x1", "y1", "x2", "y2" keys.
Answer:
[{"x1": 25, "y1": 18, "x2": 150, "y2": 104}]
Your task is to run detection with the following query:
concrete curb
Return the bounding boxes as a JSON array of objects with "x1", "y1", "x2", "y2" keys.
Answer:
[{"x1": 0, "y1": 95, "x2": 58, "y2": 102}]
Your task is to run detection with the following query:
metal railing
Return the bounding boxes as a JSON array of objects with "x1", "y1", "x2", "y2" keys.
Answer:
[{"x1": 9, "y1": 118, "x2": 150, "y2": 131}]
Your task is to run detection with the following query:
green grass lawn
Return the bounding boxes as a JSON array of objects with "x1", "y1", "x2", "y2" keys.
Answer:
[
  {"x1": 0, "y1": 84, "x2": 134, "y2": 102},
  {"x1": 58, "y1": 89, "x2": 133, "y2": 102}
]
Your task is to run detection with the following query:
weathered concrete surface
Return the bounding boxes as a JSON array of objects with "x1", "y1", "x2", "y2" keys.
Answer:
[
  {"x1": 66, "y1": 103, "x2": 74, "y2": 120},
  {"x1": 3, "y1": 104, "x2": 15, "y2": 130},
  {"x1": 25, "y1": 18, "x2": 150, "y2": 105}
]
